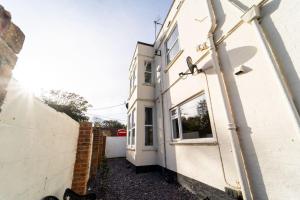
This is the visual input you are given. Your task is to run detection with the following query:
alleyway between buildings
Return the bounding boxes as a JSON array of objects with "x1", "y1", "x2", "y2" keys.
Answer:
[{"x1": 90, "y1": 158, "x2": 198, "y2": 200}]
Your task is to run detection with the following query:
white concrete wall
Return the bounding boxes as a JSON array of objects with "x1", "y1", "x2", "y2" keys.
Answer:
[
  {"x1": 105, "y1": 136, "x2": 126, "y2": 158},
  {"x1": 0, "y1": 80, "x2": 79, "y2": 200}
]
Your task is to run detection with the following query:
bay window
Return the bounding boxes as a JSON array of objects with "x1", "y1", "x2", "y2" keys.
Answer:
[
  {"x1": 144, "y1": 61, "x2": 152, "y2": 84},
  {"x1": 145, "y1": 107, "x2": 153, "y2": 146},
  {"x1": 131, "y1": 109, "x2": 135, "y2": 145},
  {"x1": 129, "y1": 69, "x2": 136, "y2": 93},
  {"x1": 127, "y1": 109, "x2": 136, "y2": 146},
  {"x1": 127, "y1": 114, "x2": 131, "y2": 145}
]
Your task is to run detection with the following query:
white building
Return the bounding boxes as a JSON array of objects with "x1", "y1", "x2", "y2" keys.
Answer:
[{"x1": 127, "y1": 0, "x2": 300, "y2": 199}]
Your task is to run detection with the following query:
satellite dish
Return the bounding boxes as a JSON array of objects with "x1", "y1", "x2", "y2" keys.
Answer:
[
  {"x1": 186, "y1": 56, "x2": 196, "y2": 74},
  {"x1": 179, "y1": 56, "x2": 202, "y2": 77}
]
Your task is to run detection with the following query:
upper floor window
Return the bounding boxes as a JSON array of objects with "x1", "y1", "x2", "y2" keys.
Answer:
[
  {"x1": 170, "y1": 94, "x2": 213, "y2": 140},
  {"x1": 145, "y1": 107, "x2": 153, "y2": 146},
  {"x1": 144, "y1": 61, "x2": 152, "y2": 84},
  {"x1": 129, "y1": 69, "x2": 136, "y2": 93},
  {"x1": 165, "y1": 25, "x2": 180, "y2": 64}
]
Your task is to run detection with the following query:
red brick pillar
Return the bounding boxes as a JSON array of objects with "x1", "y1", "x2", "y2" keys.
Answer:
[
  {"x1": 100, "y1": 135, "x2": 106, "y2": 160},
  {"x1": 0, "y1": 5, "x2": 25, "y2": 110},
  {"x1": 90, "y1": 127, "x2": 101, "y2": 178},
  {"x1": 90, "y1": 128, "x2": 107, "y2": 178},
  {"x1": 71, "y1": 122, "x2": 93, "y2": 194}
]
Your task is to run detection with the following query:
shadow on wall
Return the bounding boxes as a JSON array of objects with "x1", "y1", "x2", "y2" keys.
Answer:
[
  {"x1": 260, "y1": 0, "x2": 300, "y2": 112},
  {"x1": 203, "y1": 46, "x2": 257, "y2": 75},
  {"x1": 218, "y1": 43, "x2": 268, "y2": 199}
]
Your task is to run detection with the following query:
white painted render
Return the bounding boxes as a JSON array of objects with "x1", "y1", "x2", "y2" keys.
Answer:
[
  {"x1": 127, "y1": 0, "x2": 300, "y2": 199},
  {"x1": 0, "y1": 80, "x2": 79, "y2": 200},
  {"x1": 105, "y1": 136, "x2": 126, "y2": 158}
]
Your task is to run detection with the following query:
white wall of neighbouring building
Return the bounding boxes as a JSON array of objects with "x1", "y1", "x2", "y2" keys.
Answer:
[
  {"x1": 0, "y1": 80, "x2": 79, "y2": 200},
  {"x1": 105, "y1": 136, "x2": 126, "y2": 158}
]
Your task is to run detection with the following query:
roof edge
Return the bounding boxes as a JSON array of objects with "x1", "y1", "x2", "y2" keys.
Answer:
[{"x1": 137, "y1": 41, "x2": 154, "y2": 47}]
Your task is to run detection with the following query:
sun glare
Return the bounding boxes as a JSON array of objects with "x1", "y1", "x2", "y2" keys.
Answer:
[{"x1": 18, "y1": 78, "x2": 42, "y2": 96}]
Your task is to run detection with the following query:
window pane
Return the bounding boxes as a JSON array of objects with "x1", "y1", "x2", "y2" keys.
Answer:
[
  {"x1": 145, "y1": 72, "x2": 152, "y2": 84},
  {"x1": 172, "y1": 118, "x2": 180, "y2": 139},
  {"x1": 128, "y1": 130, "x2": 131, "y2": 145},
  {"x1": 132, "y1": 110, "x2": 135, "y2": 126},
  {"x1": 171, "y1": 109, "x2": 177, "y2": 117},
  {"x1": 180, "y1": 95, "x2": 213, "y2": 139},
  {"x1": 145, "y1": 126, "x2": 153, "y2": 146},
  {"x1": 166, "y1": 26, "x2": 179, "y2": 50},
  {"x1": 131, "y1": 128, "x2": 135, "y2": 145},
  {"x1": 145, "y1": 107, "x2": 153, "y2": 125},
  {"x1": 128, "y1": 114, "x2": 131, "y2": 129},
  {"x1": 167, "y1": 40, "x2": 179, "y2": 63},
  {"x1": 145, "y1": 61, "x2": 152, "y2": 72}
]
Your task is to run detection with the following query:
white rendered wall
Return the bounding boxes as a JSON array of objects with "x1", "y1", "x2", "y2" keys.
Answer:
[
  {"x1": 105, "y1": 136, "x2": 126, "y2": 158},
  {"x1": 212, "y1": 1, "x2": 300, "y2": 199},
  {"x1": 0, "y1": 80, "x2": 79, "y2": 200},
  {"x1": 128, "y1": 0, "x2": 300, "y2": 198},
  {"x1": 153, "y1": 0, "x2": 239, "y2": 191},
  {"x1": 127, "y1": 43, "x2": 157, "y2": 167}
]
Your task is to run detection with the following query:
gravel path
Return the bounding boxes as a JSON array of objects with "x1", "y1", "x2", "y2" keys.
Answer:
[{"x1": 90, "y1": 158, "x2": 199, "y2": 200}]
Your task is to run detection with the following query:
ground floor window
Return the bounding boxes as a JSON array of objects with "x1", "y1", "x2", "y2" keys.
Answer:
[
  {"x1": 145, "y1": 107, "x2": 153, "y2": 146},
  {"x1": 127, "y1": 109, "x2": 136, "y2": 146},
  {"x1": 127, "y1": 114, "x2": 131, "y2": 145},
  {"x1": 170, "y1": 94, "x2": 213, "y2": 140}
]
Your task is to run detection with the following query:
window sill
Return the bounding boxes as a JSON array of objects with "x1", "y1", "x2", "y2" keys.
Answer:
[
  {"x1": 142, "y1": 83, "x2": 155, "y2": 87},
  {"x1": 127, "y1": 146, "x2": 136, "y2": 151},
  {"x1": 164, "y1": 49, "x2": 184, "y2": 73},
  {"x1": 142, "y1": 147, "x2": 157, "y2": 151},
  {"x1": 169, "y1": 138, "x2": 218, "y2": 146}
]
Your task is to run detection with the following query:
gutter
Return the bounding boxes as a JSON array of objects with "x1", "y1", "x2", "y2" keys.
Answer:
[{"x1": 206, "y1": 0, "x2": 253, "y2": 199}]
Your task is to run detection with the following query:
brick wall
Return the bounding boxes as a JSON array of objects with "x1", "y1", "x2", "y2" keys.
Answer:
[
  {"x1": 90, "y1": 127, "x2": 106, "y2": 178},
  {"x1": 0, "y1": 5, "x2": 25, "y2": 111},
  {"x1": 71, "y1": 122, "x2": 93, "y2": 194}
]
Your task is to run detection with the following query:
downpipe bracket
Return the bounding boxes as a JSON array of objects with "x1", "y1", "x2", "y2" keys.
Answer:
[{"x1": 241, "y1": 5, "x2": 260, "y2": 23}]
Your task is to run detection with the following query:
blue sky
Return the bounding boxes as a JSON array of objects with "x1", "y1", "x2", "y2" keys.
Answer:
[{"x1": 1, "y1": 0, "x2": 172, "y2": 123}]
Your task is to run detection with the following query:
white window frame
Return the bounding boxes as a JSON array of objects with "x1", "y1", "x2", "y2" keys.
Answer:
[
  {"x1": 170, "y1": 107, "x2": 182, "y2": 141},
  {"x1": 170, "y1": 93, "x2": 216, "y2": 143},
  {"x1": 131, "y1": 109, "x2": 136, "y2": 146},
  {"x1": 144, "y1": 60, "x2": 153, "y2": 84},
  {"x1": 165, "y1": 25, "x2": 180, "y2": 65},
  {"x1": 144, "y1": 107, "x2": 154, "y2": 146},
  {"x1": 127, "y1": 109, "x2": 136, "y2": 148},
  {"x1": 127, "y1": 114, "x2": 131, "y2": 145},
  {"x1": 129, "y1": 63, "x2": 137, "y2": 95}
]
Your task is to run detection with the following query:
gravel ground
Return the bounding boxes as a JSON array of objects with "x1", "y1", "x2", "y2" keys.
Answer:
[{"x1": 90, "y1": 158, "x2": 199, "y2": 200}]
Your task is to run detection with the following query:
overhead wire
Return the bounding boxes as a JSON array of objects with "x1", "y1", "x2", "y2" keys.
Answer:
[{"x1": 88, "y1": 102, "x2": 126, "y2": 110}]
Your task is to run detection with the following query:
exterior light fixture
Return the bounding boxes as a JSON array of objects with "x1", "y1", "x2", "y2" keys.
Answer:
[
  {"x1": 179, "y1": 56, "x2": 203, "y2": 77},
  {"x1": 154, "y1": 49, "x2": 161, "y2": 56}
]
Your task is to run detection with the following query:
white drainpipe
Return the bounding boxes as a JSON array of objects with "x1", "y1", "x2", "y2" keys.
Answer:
[{"x1": 206, "y1": 0, "x2": 253, "y2": 199}]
